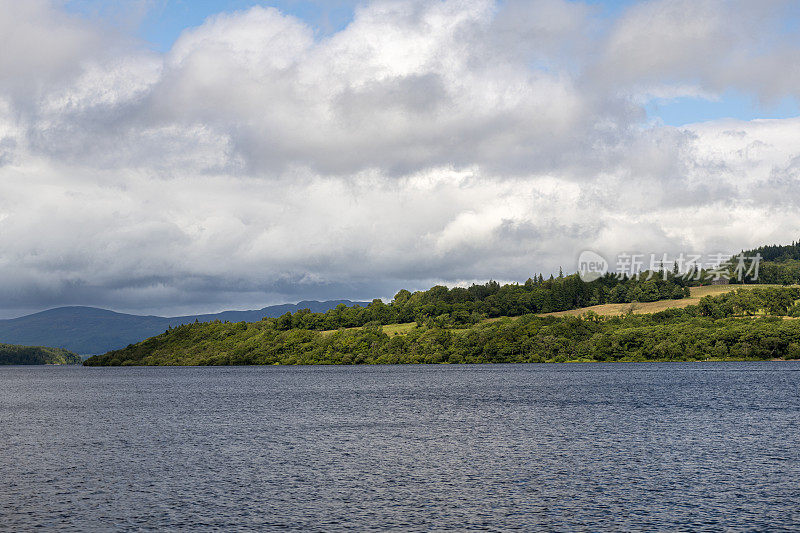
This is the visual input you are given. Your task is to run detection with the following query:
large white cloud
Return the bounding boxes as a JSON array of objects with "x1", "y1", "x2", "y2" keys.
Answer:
[{"x1": 0, "y1": 0, "x2": 798, "y2": 317}]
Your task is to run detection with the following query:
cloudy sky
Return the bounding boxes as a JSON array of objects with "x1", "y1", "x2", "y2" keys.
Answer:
[{"x1": 1, "y1": 0, "x2": 799, "y2": 318}]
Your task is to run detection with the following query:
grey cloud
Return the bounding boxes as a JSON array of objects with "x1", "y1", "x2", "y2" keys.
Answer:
[
  {"x1": 335, "y1": 73, "x2": 448, "y2": 121},
  {"x1": 0, "y1": 136, "x2": 16, "y2": 166},
  {"x1": 750, "y1": 156, "x2": 800, "y2": 207},
  {"x1": 0, "y1": 1, "x2": 101, "y2": 96},
  {"x1": 592, "y1": 0, "x2": 800, "y2": 100}
]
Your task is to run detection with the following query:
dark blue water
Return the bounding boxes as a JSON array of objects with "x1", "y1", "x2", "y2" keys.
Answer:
[{"x1": 1, "y1": 363, "x2": 799, "y2": 531}]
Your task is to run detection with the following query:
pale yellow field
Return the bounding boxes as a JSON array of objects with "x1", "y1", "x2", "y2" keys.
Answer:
[{"x1": 540, "y1": 284, "x2": 796, "y2": 318}]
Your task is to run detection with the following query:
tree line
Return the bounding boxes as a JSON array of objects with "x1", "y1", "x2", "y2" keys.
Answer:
[
  {"x1": 84, "y1": 287, "x2": 800, "y2": 366},
  {"x1": 267, "y1": 272, "x2": 691, "y2": 331}
]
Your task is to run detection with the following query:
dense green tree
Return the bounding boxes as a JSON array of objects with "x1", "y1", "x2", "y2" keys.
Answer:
[{"x1": 1, "y1": 344, "x2": 81, "y2": 365}]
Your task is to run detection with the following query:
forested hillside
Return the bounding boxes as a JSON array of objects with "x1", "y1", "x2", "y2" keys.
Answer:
[
  {"x1": 83, "y1": 239, "x2": 800, "y2": 366},
  {"x1": 234, "y1": 242, "x2": 800, "y2": 333},
  {"x1": 84, "y1": 287, "x2": 800, "y2": 366},
  {"x1": 0, "y1": 344, "x2": 82, "y2": 365},
  {"x1": 264, "y1": 272, "x2": 690, "y2": 332}
]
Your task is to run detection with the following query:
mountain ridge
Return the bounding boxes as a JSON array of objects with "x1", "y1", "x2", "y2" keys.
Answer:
[{"x1": 0, "y1": 300, "x2": 369, "y2": 355}]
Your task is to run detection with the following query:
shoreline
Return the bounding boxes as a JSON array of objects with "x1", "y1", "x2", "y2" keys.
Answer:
[{"x1": 80, "y1": 357, "x2": 800, "y2": 368}]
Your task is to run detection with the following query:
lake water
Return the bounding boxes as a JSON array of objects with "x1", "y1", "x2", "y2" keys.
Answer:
[{"x1": 1, "y1": 362, "x2": 799, "y2": 531}]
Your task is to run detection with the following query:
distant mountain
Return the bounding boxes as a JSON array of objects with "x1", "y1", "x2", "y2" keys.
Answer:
[{"x1": 0, "y1": 300, "x2": 368, "y2": 355}]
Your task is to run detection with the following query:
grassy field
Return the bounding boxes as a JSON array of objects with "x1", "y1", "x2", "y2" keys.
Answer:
[
  {"x1": 540, "y1": 284, "x2": 795, "y2": 317},
  {"x1": 319, "y1": 321, "x2": 419, "y2": 336},
  {"x1": 382, "y1": 322, "x2": 419, "y2": 335},
  {"x1": 318, "y1": 284, "x2": 798, "y2": 336}
]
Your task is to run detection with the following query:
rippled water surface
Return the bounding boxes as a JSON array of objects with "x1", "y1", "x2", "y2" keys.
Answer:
[{"x1": 2, "y1": 362, "x2": 800, "y2": 531}]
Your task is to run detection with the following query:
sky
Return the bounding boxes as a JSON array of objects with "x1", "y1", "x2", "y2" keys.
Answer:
[{"x1": 1, "y1": 0, "x2": 799, "y2": 318}]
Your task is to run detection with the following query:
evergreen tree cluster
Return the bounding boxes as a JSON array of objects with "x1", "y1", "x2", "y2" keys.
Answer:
[
  {"x1": 728, "y1": 239, "x2": 800, "y2": 285},
  {"x1": 741, "y1": 240, "x2": 800, "y2": 262}
]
